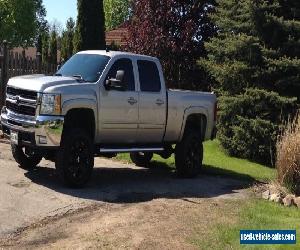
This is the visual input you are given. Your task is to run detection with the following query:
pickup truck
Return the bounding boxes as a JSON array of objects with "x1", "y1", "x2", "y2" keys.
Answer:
[{"x1": 1, "y1": 51, "x2": 217, "y2": 187}]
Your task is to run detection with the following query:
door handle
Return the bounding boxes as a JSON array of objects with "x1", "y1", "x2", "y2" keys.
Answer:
[
  {"x1": 156, "y1": 99, "x2": 165, "y2": 105},
  {"x1": 128, "y1": 97, "x2": 138, "y2": 105}
]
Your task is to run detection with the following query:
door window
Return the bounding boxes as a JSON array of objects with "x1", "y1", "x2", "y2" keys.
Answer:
[
  {"x1": 137, "y1": 60, "x2": 161, "y2": 92},
  {"x1": 106, "y1": 58, "x2": 135, "y2": 91}
]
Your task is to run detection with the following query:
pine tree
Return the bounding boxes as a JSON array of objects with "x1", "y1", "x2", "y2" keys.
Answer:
[
  {"x1": 200, "y1": 0, "x2": 300, "y2": 165},
  {"x1": 49, "y1": 28, "x2": 57, "y2": 64},
  {"x1": 41, "y1": 31, "x2": 49, "y2": 65},
  {"x1": 61, "y1": 18, "x2": 75, "y2": 61},
  {"x1": 74, "y1": 0, "x2": 106, "y2": 51}
]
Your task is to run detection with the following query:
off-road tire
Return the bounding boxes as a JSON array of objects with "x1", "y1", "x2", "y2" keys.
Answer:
[
  {"x1": 55, "y1": 128, "x2": 94, "y2": 188},
  {"x1": 11, "y1": 145, "x2": 43, "y2": 170},
  {"x1": 130, "y1": 152, "x2": 153, "y2": 167},
  {"x1": 175, "y1": 130, "x2": 203, "y2": 178}
]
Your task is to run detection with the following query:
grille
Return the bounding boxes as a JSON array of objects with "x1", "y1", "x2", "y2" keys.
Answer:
[
  {"x1": 6, "y1": 87, "x2": 38, "y2": 116},
  {"x1": 6, "y1": 87, "x2": 37, "y2": 100}
]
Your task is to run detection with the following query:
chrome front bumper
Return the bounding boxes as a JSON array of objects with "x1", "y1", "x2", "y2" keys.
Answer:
[{"x1": 1, "y1": 107, "x2": 64, "y2": 147}]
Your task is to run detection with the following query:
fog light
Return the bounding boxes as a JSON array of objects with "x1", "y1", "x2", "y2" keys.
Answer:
[{"x1": 38, "y1": 136, "x2": 47, "y2": 145}]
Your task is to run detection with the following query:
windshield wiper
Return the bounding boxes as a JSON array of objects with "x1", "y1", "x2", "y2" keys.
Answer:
[{"x1": 54, "y1": 73, "x2": 62, "y2": 76}]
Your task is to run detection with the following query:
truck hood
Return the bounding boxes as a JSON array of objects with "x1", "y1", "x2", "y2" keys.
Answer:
[{"x1": 7, "y1": 75, "x2": 78, "y2": 92}]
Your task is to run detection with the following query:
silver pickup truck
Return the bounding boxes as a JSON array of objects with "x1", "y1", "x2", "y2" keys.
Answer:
[{"x1": 1, "y1": 51, "x2": 217, "y2": 187}]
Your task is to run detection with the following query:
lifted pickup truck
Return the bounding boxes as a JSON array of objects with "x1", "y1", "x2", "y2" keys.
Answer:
[{"x1": 1, "y1": 51, "x2": 217, "y2": 187}]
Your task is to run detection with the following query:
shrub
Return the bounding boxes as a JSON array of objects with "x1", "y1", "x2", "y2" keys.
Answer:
[
  {"x1": 276, "y1": 115, "x2": 300, "y2": 194},
  {"x1": 218, "y1": 88, "x2": 297, "y2": 165}
]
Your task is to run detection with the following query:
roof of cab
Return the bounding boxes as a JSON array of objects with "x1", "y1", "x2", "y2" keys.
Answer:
[{"x1": 77, "y1": 50, "x2": 157, "y2": 61}]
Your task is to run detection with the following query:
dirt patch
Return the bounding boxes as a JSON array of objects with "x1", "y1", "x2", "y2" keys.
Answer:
[{"x1": 0, "y1": 198, "x2": 242, "y2": 250}]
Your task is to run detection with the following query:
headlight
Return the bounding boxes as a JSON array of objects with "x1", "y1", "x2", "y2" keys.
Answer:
[{"x1": 40, "y1": 94, "x2": 62, "y2": 115}]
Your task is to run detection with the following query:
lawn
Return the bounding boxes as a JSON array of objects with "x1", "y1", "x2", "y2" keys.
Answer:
[
  {"x1": 196, "y1": 199, "x2": 300, "y2": 250},
  {"x1": 115, "y1": 140, "x2": 276, "y2": 182},
  {"x1": 115, "y1": 140, "x2": 300, "y2": 249}
]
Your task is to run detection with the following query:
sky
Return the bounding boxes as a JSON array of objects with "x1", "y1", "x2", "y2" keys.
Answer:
[{"x1": 43, "y1": 0, "x2": 77, "y2": 27}]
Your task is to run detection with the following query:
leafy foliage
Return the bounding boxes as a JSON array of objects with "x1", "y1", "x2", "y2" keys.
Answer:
[
  {"x1": 104, "y1": 0, "x2": 130, "y2": 31},
  {"x1": 0, "y1": 0, "x2": 46, "y2": 47},
  {"x1": 200, "y1": 0, "x2": 300, "y2": 165},
  {"x1": 125, "y1": 0, "x2": 216, "y2": 90},
  {"x1": 74, "y1": 0, "x2": 106, "y2": 51}
]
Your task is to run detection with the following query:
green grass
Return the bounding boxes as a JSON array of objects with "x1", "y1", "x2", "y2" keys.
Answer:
[
  {"x1": 197, "y1": 199, "x2": 300, "y2": 250},
  {"x1": 115, "y1": 140, "x2": 275, "y2": 182}
]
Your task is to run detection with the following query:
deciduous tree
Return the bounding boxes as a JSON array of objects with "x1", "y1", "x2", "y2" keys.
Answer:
[
  {"x1": 0, "y1": 0, "x2": 47, "y2": 47},
  {"x1": 104, "y1": 0, "x2": 130, "y2": 30},
  {"x1": 125, "y1": 0, "x2": 216, "y2": 90}
]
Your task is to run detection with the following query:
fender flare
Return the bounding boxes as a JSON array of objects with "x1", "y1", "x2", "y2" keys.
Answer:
[
  {"x1": 62, "y1": 98, "x2": 98, "y2": 131},
  {"x1": 178, "y1": 106, "x2": 209, "y2": 141}
]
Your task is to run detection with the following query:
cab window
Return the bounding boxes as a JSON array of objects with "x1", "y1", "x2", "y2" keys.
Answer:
[{"x1": 106, "y1": 58, "x2": 135, "y2": 91}]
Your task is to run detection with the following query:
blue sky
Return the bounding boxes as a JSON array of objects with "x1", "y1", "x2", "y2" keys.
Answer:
[{"x1": 44, "y1": 0, "x2": 77, "y2": 27}]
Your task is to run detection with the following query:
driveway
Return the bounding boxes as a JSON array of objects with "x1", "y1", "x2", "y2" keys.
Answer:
[{"x1": 0, "y1": 142, "x2": 249, "y2": 249}]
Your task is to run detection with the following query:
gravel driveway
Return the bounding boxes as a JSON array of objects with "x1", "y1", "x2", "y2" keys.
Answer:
[{"x1": 0, "y1": 142, "x2": 249, "y2": 249}]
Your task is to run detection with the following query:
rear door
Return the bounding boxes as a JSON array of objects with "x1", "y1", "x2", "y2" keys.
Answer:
[{"x1": 136, "y1": 60, "x2": 167, "y2": 143}]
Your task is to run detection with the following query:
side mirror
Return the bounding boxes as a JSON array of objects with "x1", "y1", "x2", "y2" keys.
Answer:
[
  {"x1": 105, "y1": 70, "x2": 126, "y2": 91},
  {"x1": 116, "y1": 70, "x2": 124, "y2": 82},
  {"x1": 56, "y1": 64, "x2": 61, "y2": 71}
]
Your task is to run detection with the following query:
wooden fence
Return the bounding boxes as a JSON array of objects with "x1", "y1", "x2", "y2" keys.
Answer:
[{"x1": 0, "y1": 41, "x2": 57, "y2": 109}]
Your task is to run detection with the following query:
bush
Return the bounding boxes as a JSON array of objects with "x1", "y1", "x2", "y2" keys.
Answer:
[
  {"x1": 218, "y1": 88, "x2": 297, "y2": 165},
  {"x1": 276, "y1": 115, "x2": 300, "y2": 194}
]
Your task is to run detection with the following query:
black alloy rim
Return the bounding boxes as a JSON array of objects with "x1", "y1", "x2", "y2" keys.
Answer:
[
  {"x1": 68, "y1": 138, "x2": 90, "y2": 181},
  {"x1": 185, "y1": 138, "x2": 201, "y2": 170}
]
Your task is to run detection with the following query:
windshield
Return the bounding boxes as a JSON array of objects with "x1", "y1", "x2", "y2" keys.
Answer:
[{"x1": 56, "y1": 54, "x2": 110, "y2": 82}]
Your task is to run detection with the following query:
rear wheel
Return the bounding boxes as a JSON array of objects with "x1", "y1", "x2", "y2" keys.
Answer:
[
  {"x1": 11, "y1": 145, "x2": 43, "y2": 170},
  {"x1": 55, "y1": 128, "x2": 94, "y2": 188},
  {"x1": 175, "y1": 130, "x2": 203, "y2": 178},
  {"x1": 130, "y1": 152, "x2": 153, "y2": 167}
]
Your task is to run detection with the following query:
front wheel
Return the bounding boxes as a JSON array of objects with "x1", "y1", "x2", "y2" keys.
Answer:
[
  {"x1": 130, "y1": 152, "x2": 153, "y2": 167},
  {"x1": 55, "y1": 128, "x2": 94, "y2": 188},
  {"x1": 11, "y1": 145, "x2": 43, "y2": 170},
  {"x1": 175, "y1": 130, "x2": 203, "y2": 178}
]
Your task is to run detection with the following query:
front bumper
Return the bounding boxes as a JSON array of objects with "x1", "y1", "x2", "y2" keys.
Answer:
[{"x1": 1, "y1": 107, "x2": 64, "y2": 147}]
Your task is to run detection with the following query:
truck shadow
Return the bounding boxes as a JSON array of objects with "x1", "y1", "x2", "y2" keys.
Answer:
[{"x1": 24, "y1": 161, "x2": 255, "y2": 203}]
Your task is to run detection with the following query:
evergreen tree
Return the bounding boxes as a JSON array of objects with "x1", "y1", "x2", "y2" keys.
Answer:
[
  {"x1": 61, "y1": 18, "x2": 75, "y2": 61},
  {"x1": 49, "y1": 28, "x2": 58, "y2": 64},
  {"x1": 42, "y1": 31, "x2": 49, "y2": 65},
  {"x1": 200, "y1": 0, "x2": 300, "y2": 165},
  {"x1": 74, "y1": 0, "x2": 106, "y2": 51}
]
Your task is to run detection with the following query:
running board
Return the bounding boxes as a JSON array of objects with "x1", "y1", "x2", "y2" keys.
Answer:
[{"x1": 99, "y1": 147, "x2": 164, "y2": 153}]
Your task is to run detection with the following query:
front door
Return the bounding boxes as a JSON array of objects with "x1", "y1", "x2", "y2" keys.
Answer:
[{"x1": 99, "y1": 58, "x2": 138, "y2": 144}]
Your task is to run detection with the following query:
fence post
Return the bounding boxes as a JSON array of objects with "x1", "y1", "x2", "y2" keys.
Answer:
[
  {"x1": 0, "y1": 41, "x2": 8, "y2": 110},
  {"x1": 36, "y1": 52, "x2": 42, "y2": 74}
]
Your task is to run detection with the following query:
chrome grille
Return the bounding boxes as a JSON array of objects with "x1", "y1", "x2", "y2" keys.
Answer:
[{"x1": 6, "y1": 87, "x2": 38, "y2": 116}]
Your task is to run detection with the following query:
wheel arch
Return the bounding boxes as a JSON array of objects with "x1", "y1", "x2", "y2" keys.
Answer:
[
  {"x1": 62, "y1": 107, "x2": 96, "y2": 141},
  {"x1": 179, "y1": 107, "x2": 208, "y2": 142}
]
